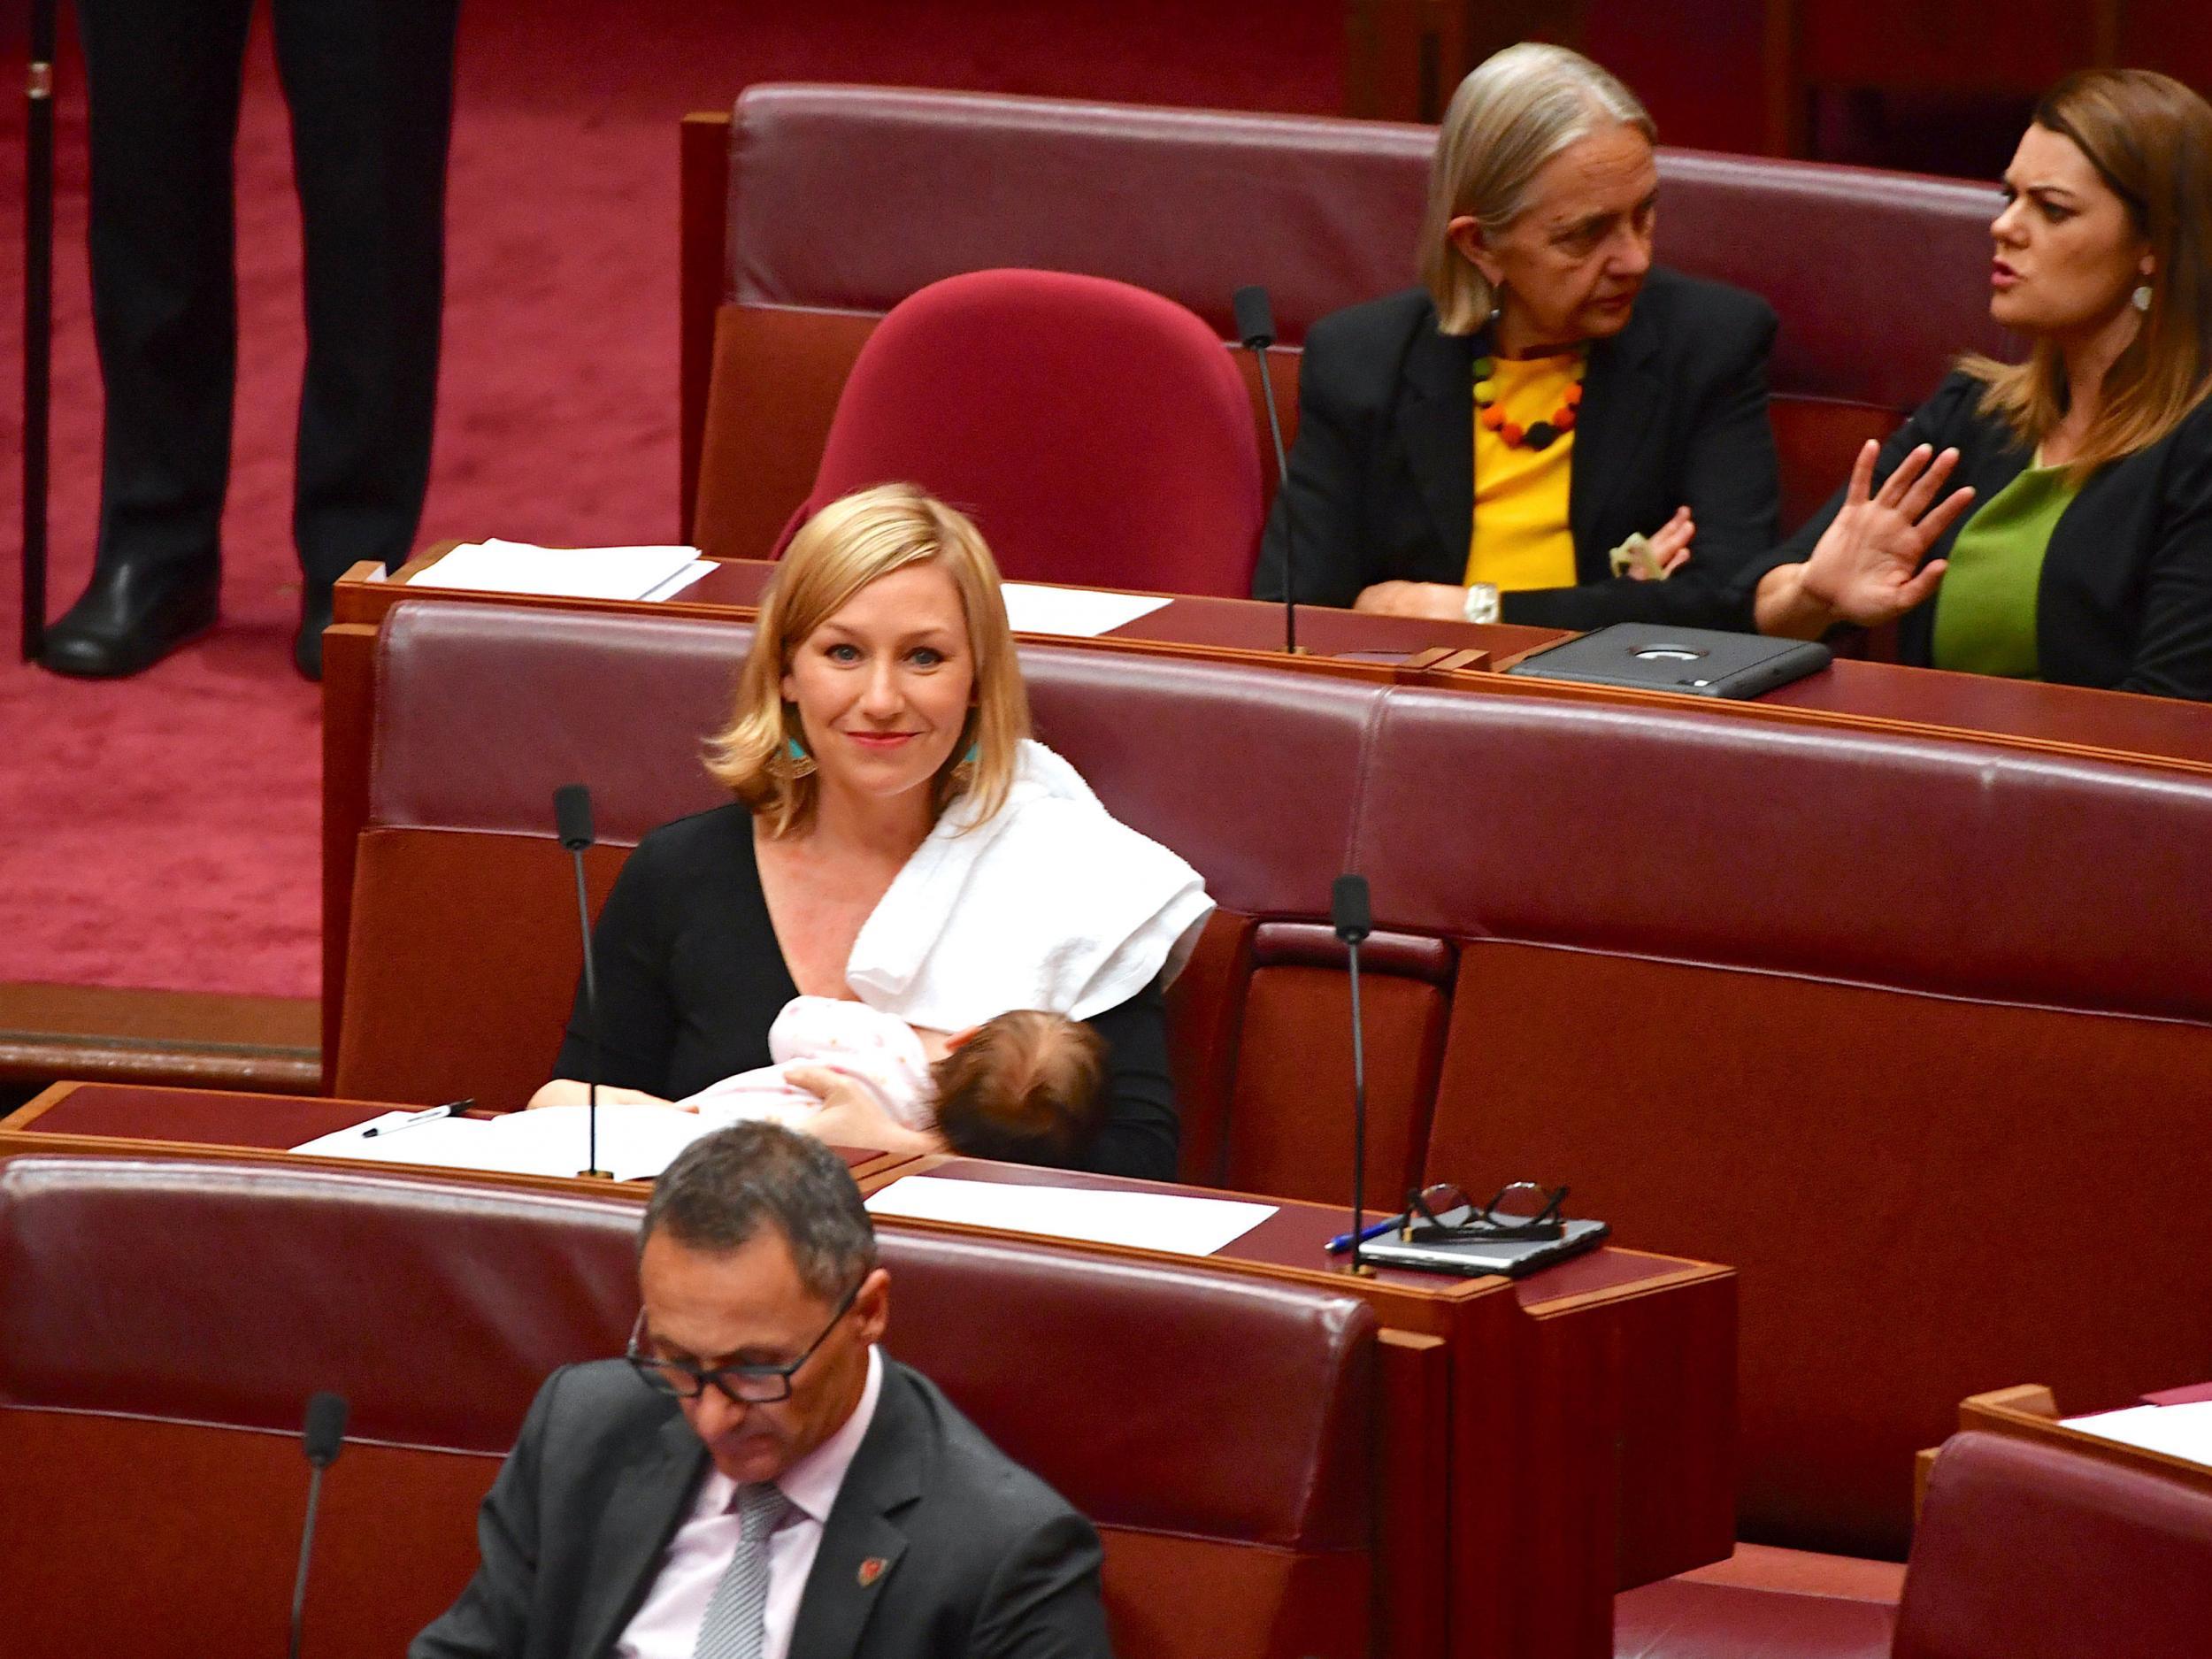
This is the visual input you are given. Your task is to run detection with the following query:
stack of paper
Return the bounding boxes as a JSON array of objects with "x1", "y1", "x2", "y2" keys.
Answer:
[
  {"x1": 865, "y1": 1174, "x2": 1273, "y2": 1256},
  {"x1": 292, "y1": 1105, "x2": 715, "y2": 1182},
  {"x1": 411, "y1": 540, "x2": 714, "y2": 603},
  {"x1": 2062, "y1": 1400, "x2": 2212, "y2": 1466}
]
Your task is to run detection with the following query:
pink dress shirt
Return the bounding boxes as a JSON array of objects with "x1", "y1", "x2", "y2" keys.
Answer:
[{"x1": 616, "y1": 1347, "x2": 885, "y2": 1659}]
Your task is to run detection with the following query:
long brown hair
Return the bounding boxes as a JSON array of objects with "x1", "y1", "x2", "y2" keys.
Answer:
[{"x1": 1962, "y1": 68, "x2": 2212, "y2": 476}]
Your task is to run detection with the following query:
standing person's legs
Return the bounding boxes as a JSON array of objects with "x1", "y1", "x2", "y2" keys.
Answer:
[
  {"x1": 273, "y1": 0, "x2": 462, "y2": 678},
  {"x1": 45, "y1": 0, "x2": 256, "y2": 678}
]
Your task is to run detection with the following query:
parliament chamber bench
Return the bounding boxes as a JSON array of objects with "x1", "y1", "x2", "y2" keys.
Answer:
[
  {"x1": 0, "y1": 1149, "x2": 1397, "y2": 1659},
  {"x1": 679, "y1": 82, "x2": 2016, "y2": 559},
  {"x1": 322, "y1": 595, "x2": 2212, "y2": 1611},
  {"x1": 0, "y1": 1084, "x2": 1730, "y2": 1659}
]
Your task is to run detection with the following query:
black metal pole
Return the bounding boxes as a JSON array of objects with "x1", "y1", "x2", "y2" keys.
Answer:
[{"x1": 22, "y1": 0, "x2": 56, "y2": 662}]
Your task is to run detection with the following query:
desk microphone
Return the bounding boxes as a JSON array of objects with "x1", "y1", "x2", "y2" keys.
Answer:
[
  {"x1": 1332, "y1": 874, "x2": 1373, "y2": 1275},
  {"x1": 553, "y1": 783, "x2": 612, "y2": 1179},
  {"x1": 1233, "y1": 284, "x2": 1297, "y2": 656},
  {"x1": 288, "y1": 1390, "x2": 349, "y2": 1659}
]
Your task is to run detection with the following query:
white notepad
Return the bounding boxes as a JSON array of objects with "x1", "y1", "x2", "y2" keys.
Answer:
[
  {"x1": 292, "y1": 1104, "x2": 715, "y2": 1182},
  {"x1": 411, "y1": 540, "x2": 703, "y2": 602},
  {"x1": 866, "y1": 1174, "x2": 1273, "y2": 1256},
  {"x1": 2063, "y1": 1401, "x2": 2212, "y2": 1467},
  {"x1": 999, "y1": 583, "x2": 1170, "y2": 638}
]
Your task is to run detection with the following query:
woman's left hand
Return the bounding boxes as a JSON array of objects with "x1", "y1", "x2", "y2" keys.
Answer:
[
  {"x1": 783, "y1": 1066, "x2": 944, "y2": 1156},
  {"x1": 1634, "y1": 507, "x2": 1695, "y2": 579},
  {"x1": 1352, "y1": 580, "x2": 1471, "y2": 619}
]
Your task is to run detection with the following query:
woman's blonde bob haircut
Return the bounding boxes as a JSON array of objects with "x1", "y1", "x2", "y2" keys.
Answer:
[
  {"x1": 704, "y1": 482, "x2": 1030, "y2": 837},
  {"x1": 1418, "y1": 43, "x2": 1655, "y2": 336},
  {"x1": 1961, "y1": 68, "x2": 2212, "y2": 479}
]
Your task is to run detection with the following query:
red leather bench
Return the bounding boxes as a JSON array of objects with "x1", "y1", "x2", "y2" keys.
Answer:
[
  {"x1": 331, "y1": 597, "x2": 2212, "y2": 1603},
  {"x1": 683, "y1": 84, "x2": 2014, "y2": 555},
  {"x1": 0, "y1": 1150, "x2": 1383, "y2": 1659}
]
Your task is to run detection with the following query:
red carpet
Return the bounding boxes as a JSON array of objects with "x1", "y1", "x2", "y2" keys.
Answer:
[{"x1": 0, "y1": 0, "x2": 1340, "y2": 997}]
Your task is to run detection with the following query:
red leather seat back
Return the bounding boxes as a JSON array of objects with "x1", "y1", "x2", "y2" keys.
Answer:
[
  {"x1": 0, "y1": 1151, "x2": 1380, "y2": 1659},
  {"x1": 1895, "y1": 1430, "x2": 2212, "y2": 1659},
  {"x1": 790, "y1": 269, "x2": 1264, "y2": 595},
  {"x1": 1221, "y1": 925, "x2": 1453, "y2": 1210},
  {"x1": 691, "y1": 84, "x2": 2012, "y2": 554}
]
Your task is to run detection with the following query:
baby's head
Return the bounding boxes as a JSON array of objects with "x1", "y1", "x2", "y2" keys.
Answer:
[{"x1": 929, "y1": 1010, "x2": 1109, "y2": 1167}]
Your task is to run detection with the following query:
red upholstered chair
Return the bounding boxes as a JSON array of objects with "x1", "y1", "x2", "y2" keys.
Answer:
[
  {"x1": 1892, "y1": 1429, "x2": 2212, "y2": 1659},
  {"x1": 787, "y1": 267, "x2": 1267, "y2": 596}
]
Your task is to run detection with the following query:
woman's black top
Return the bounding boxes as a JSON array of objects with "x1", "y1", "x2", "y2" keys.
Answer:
[
  {"x1": 551, "y1": 804, "x2": 1181, "y2": 1181},
  {"x1": 1253, "y1": 269, "x2": 1783, "y2": 631},
  {"x1": 1745, "y1": 371, "x2": 2212, "y2": 699}
]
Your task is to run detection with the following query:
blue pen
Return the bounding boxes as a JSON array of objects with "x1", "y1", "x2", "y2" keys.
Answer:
[{"x1": 1325, "y1": 1215, "x2": 1402, "y2": 1255}]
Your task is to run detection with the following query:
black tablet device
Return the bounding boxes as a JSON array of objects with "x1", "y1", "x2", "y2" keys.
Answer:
[
  {"x1": 1357, "y1": 1217, "x2": 1611, "y2": 1279},
  {"x1": 1505, "y1": 624, "x2": 1832, "y2": 699}
]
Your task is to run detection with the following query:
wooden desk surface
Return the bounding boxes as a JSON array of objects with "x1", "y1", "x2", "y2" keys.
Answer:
[
  {"x1": 0, "y1": 1082, "x2": 915, "y2": 1197},
  {"x1": 345, "y1": 548, "x2": 2212, "y2": 773},
  {"x1": 0, "y1": 1081, "x2": 1736, "y2": 1658}
]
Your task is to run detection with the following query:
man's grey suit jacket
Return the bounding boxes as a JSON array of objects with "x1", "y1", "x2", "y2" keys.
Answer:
[{"x1": 411, "y1": 1353, "x2": 1112, "y2": 1659}]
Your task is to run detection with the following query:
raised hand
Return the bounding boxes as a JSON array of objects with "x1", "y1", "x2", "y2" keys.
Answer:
[{"x1": 1800, "y1": 442, "x2": 1977, "y2": 626}]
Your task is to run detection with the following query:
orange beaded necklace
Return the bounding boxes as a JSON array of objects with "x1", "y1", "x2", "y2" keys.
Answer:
[{"x1": 1472, "y1": 349, "x2": 1586, "y2": 452}]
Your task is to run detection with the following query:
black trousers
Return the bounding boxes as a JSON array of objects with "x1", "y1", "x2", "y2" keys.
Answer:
[{"x1": 78, "y1": 0, "x2": 461, "y2": 588}]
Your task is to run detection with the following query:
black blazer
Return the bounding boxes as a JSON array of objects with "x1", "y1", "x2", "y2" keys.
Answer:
[
  {"x1": 1755, "y1": 371, "x2": 2212, "y2": 700},
  {"x1": 411, "y1": 1355, "x2": 1112, "y2": 1659},
  {"x1": 1253, "y1": 269, "x2": 1781, "y2": 630}
]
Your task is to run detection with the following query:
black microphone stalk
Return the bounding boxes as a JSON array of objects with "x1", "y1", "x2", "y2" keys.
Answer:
[
  {"x1": 554, "y1": 784, "x2": 612, "y2": 1179},
  {"x1": 1233, "y1": 284, "x2": 1297, "y2": 656},
  {"x1": 289, "y1": 1391, "x2": 349, "y2": 1659},
  {"x1": 1332, "y1": 874, "x2": 1373, "y2": 1275}
]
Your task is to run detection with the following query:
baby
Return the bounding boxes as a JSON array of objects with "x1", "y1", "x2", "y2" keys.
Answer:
[{"x1": 680, "y1": 996, "x2": 1109, "y2": 1167}]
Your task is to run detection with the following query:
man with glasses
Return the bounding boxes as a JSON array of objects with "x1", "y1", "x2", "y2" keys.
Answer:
[{"x1": 411, "y1": 1122, "x2": 1112, "y2": 1659}]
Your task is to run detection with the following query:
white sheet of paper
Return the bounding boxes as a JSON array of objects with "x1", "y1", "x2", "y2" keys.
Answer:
[
  {"x1": 292, "y1": 1104, "x2": 715, "y2": 1181},
  {"x1": 865, "y1": 1174, "x2": 1274, "y2": 1256},
  {"x1": 410, "y1": 540, "x2": 702, "y2": 602},
  {"x1": 2063, "y1": 1401, "x2": 2212, "y2": 1467},
  {"x1": 999, "y1": 582, "x2": 1170, "y2": 639},
  {"x1": 638, "y1": 559, "x2": 718, "y2": 603}
]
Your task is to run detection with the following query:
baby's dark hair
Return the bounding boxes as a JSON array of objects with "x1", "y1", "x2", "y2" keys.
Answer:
[{"x1": 929, "y1": 1010, "x2": 1109, "y2": 1167}]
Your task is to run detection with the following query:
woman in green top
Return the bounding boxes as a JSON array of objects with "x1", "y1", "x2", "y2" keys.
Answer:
[{"x1": 1750, "y1": 68, "x2": 2212, "y2": 701}]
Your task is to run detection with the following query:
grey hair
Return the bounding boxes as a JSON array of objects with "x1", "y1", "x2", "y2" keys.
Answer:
[
  {"x1": 640, "y1": 1122, "x2": 878, "y2": 1301},
  {"x1": 1418, "y1": 43, "x2": 1656, "y2": 335}
]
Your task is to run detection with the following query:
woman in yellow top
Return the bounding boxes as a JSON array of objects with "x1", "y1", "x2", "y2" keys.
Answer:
[
  {"x1": 1751, "y1": 69, "x2": 2212, "y2": 700},
  {"x1": 1253, "y1": 43, "x2": 1781, "y2": 629}
]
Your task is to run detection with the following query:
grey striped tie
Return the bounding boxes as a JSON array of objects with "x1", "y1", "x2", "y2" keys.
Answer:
[{"x1": 694, "y1": 1483, "x2": 790, "y2": 1659}]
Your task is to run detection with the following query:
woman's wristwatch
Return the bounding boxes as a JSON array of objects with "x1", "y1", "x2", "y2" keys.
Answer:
[{"x1": 1461, "y1": 582, "x2": 1501, "y2": 625}]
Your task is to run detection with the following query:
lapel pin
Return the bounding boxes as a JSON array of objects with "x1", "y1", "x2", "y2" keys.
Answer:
[{"x1": 857, "y1": 1557, "x2": 887, "y2": 1587}]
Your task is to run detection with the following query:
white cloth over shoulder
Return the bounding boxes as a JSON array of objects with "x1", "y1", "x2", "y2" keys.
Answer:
[
  {"x1": 677, "y1": 996, "x2": 938, "y2": 1132},
  {"x1": 847, "y1": 740, "x2": 1214, "y2": 1031}
]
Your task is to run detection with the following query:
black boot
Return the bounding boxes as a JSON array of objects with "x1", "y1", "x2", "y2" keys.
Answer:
[{"x1": 41, "y1": 561, "x2": 219, "y2": 678}]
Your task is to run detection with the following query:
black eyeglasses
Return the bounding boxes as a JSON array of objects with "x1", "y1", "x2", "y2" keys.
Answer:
[
  {"x1": 626, "y1": 1279, "x2": 862, "y2": 1405},
  {"x1": 1402, "y1": 1181, "x2": 1570, "y2": 1244}
]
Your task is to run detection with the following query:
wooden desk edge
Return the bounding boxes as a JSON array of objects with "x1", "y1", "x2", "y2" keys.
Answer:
[
  {"x1": 1958, "y1": 1382, "x2": 2212, "y2": 1486},
  {"x1": 1519, "y1": 1256, "x2": 1736, "y2": 1318}
]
